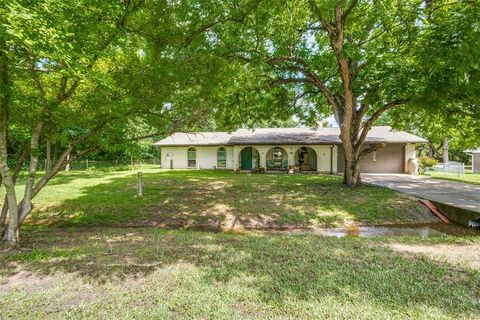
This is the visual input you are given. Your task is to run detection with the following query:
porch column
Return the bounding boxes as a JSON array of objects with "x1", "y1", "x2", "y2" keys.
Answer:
[
  {"x1": 287, "y1": 146, "x2": 295, "y2": 167},
  {"x1": 331, "y1": 145, "x2": 338, "y2": 173},
  {"x1": 233, "y1": 146, "x2": 241, "y2": 170},
  {"x1": 256, "y1": 146, "x2": 268, "y2": 169},
  {"x1": 259, "y1": 151, "x2": 266, "y2": 169}
]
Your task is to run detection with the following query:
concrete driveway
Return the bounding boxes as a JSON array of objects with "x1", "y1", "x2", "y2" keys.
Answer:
[{"x1": 362, "y1": 174, "x2": 480, "y2": 215}]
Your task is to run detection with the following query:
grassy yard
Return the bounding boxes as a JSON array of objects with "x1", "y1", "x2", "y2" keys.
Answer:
[
  {"x1": 428, "y1": 172, "x2": 480, "y2": 185},
  {"x1": 1, "y1": 227, "x2": 479, "y2": 319},
  {"x1": 7, "y1": 168, "x2": 434, "y2": 229},
  {"x1": 4, "y1": 169, "x2": 480, "y2": 319}
]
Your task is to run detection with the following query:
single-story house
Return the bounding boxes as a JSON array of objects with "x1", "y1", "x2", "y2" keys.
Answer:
[
  {"x1": 465, "y1": 149, "x2": 480, "y2": 173},
  {"x1": 155, "y1": 126, "x2": 427, "y2": 174}
]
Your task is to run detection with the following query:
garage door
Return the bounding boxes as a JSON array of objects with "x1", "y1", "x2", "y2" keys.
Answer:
[{"x1": 337, "y1": 144, "x2": 405, "y2": 173}]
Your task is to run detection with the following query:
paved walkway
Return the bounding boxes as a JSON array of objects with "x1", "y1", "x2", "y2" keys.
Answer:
[{"x1": 362, "y1": 174, "x2": 480, "y2": 214}]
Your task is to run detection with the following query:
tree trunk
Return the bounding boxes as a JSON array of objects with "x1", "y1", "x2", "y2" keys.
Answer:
[
  {"x1": 46, "y1": 138, "x2": 51, "y2": 173},
  {"x1": 0, "y1": 147, "x2": 29, "y2": 226},
  {"x1": 343, "y1": 160, "x2": 361, "y2": 186},
  {"x1": 340, "y1": 124, "x2": 362, "y2": 187},
  {"x1": 18, "y1": 122, "x2": 44, "y2": 221},
  {"x1": 342, "y1": 152, "x2": 362, "y2": 187},
  {"x1": 18, "y1": 144, "x2": 75, "y2": 224},
  {"x1": 0, "y1": 170, "x2": 19, "y2": 244},
  {"x1": 65, "y1": 149, "x2": 70, "y2": 171},
  {"x1": 442, "y1": 137, "x2": 449, "y2": 164},
  {"x1": 428, "y1": 142, "x2": 435, "y2": 158},
  {"x1": 0, "y1": 37, "x2": 19, "y2": 244}
]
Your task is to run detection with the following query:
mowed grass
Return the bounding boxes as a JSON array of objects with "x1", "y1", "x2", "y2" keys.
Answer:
[
  {"x1": 429, "y1": 172, "x2": 480, "y2": 185},
  {"x1": 1, "y1": 228, "x2": 479, "y2": 319},
  {"x1": 7, "y1": 168, "x2": 434, "y2": 229},
  {"x1": 1, "y1": 169, "x2": 479, "y2": 319}
]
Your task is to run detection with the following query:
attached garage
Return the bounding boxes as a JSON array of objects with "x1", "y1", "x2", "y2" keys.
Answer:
[{"x1": 337, "y1": 144, "x2": 406, "y2": 174}]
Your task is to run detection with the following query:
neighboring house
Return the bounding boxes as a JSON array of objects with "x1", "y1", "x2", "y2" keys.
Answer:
[
  {"x1": 155, "y1": 126, "x2": 426, "y2": 174},
  {"x1": 465, "y1": 149, "x2": 480, "y2": 173}
]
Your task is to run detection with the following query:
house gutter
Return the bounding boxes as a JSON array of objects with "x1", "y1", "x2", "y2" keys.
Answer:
[{"x1": 330, "y1": 145, "x2": 335, "y2": 174}]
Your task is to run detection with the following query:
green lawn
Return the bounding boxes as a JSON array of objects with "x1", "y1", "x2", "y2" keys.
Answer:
[
  {"x1": 1, "y1": 169, "x2": 479, "y2": 319},
  {"x1": 1, "y1": 227, "x2": 479, "y2": 319},
  {"x1": 428, "y1": 172, "x2": 480, "y2": 185},
  {"x1": 8, "y1": 168, "x2": 434, "y2": 229}
]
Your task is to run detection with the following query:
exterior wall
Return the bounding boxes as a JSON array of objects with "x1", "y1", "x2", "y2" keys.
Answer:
[
  {"x1": 473, "y1": 154, "x2": 480, "y2": 174},
  {"x1": 233, "y1": 145, "x2": 337, "y2": 172},
  {"x1": 161, "y1": 144, "x2": 339, "y2": 172},
  {"x1": 337, "y1": 143, "x2": 410, "y2": 174},
  {"x1": 160, "y1": 146, "x2": 234, "y2": 169}
]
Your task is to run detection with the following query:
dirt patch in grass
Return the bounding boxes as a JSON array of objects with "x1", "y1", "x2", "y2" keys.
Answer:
[
  {"x1": 15, "y1": 170, "x2": 438, "y2": 229},
  {"x1": 0, "y1": 269, "x2": 64, "y2": 293},
  {"x1": 388, "y1": 243, "x2": 480, "y2": 270}
]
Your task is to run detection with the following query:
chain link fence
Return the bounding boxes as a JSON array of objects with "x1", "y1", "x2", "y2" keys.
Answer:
[{"x1": 38, "y1": 158, "x2": 161, "y2": 172}]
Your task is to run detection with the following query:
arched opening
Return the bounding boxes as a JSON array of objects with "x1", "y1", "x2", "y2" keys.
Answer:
[
  {"x1": 295, "y1": 147, "x2": 317, "y2": 171},
  {"x1": 187, "y1": 147, "x2": 196, "y2": 168},
  {"x1": 266, "y1": 146, "x2": 288, "y2": 171},
  {"x1": 239, "y1": 147, "x2": 260, "y2": 170},
  {"x1": 217, "y1": 147, "x2": 227, "y2": 168}
]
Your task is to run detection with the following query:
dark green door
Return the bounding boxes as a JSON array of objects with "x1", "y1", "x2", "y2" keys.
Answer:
[{"x1": 241, "y1": 147, "x2": 252, "y2": 170}]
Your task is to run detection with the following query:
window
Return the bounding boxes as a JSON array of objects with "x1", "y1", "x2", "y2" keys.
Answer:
[
  {"x1": 217, "y1": 147, "x2": 227, "y2": 168},
  {"x1": 187, "y1": 147, "x2": 196, "y2": 167},
  {"x1": 272, "y1": 147, "x2": 284, "y2": 161}
]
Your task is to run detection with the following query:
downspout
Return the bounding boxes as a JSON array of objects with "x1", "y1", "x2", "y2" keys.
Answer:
[{"x1": 330, "y1": 145, "x2": 334, "y2": 174}]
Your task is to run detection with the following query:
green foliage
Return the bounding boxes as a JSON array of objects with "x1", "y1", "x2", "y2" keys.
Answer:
[
  {"x1": 385, "y1": 1, "x2": 480, "y2": 157},
  {"x1": 418, "y1": 156, "x2": 438, "y2": 173}
]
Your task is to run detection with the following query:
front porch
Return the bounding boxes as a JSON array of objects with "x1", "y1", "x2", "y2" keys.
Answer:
[{"x1": 233, "y1": 144, "x2": 338, "y2": 173}]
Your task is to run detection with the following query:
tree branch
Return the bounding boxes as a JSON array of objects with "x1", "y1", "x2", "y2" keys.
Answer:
[
  {"x1": 307, "y1": 0, "x2": 335, "y2": 36},
  {"x1": 356, "y1": 99, "x2": 408, "y2": 149},
  {"x1": 342, "y1": 0, "x2": 359, "y2": 23}
]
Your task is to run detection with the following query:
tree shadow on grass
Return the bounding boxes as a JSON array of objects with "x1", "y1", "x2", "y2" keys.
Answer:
[
  {"x1": 1, "y1": 227, "x2": 479, "y2": 319},
  {"x1": 26, "y1": 170, "x2": 436, "y2": 229}
]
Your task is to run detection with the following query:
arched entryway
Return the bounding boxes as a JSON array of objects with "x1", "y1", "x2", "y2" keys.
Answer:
[
  {"x1": 239, "y1": 147, "x2": 260, "y2": 170},
  {"x1": 295, "y1": 147, "x2": 317, "y2": 171},
  {"x1": 266, "y1": 146, "x2": 288, "y2": 171}
]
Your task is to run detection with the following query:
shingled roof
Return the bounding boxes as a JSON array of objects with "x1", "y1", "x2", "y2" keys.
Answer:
[
  {"x1": 154, "y1": 126, "x2": 427, "y2": 146},
  {"x1": 154, "y1": 132, "x2": 232, "y2": 146}
]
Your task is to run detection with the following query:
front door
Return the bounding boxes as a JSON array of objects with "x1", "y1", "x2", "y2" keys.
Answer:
[{"x1": 241, "y1": 147, "x2": 252, "y2": 170}]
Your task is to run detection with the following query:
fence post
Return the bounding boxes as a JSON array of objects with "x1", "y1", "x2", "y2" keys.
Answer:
[
  {"x1": 86, "y1": 158, "x2": 88, "y2": 170},
  {"x1": 137, "y1": 171, "x2": 143, "y2": 197}
]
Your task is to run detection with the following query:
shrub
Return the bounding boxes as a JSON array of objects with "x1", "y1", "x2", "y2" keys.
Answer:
[{"x1": 418, "y1": 157, "x2": 437, "y2": 173}]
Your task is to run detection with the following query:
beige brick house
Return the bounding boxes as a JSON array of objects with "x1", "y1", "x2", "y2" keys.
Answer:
[{"x1": 155, "y1": 126, "x2": 426, "y2": 174}]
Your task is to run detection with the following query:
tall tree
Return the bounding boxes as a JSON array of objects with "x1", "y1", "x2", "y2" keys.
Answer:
[
  {"x1": 207, "y1": 0, "x2": 479, "y2": 186},
  {"x1": 208, "y1": 0, "x2": 424, "y2": 186},
  {"x1": 0, "y1": 0, "x2": 257, "y2": 244}
]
